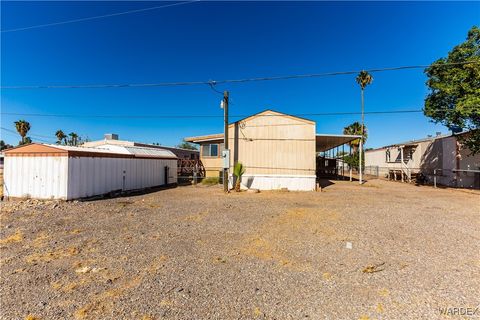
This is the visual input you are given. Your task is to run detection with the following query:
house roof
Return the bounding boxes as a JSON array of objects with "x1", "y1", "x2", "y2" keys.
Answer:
[
  {"x1": 234, "y1": 109, "x2": 316, "y2": 125},
  {"x1": 184, "y1": 133, "x2": 224, "y2": 143},
  {"x1": 185, "y1": 109, "x2": 316, "y2": 143},
  {"x1": 365, "y1": 133, "x2": 457, "y2": 152},
  {"x1": 4, "y1": 143, "x2": 177, "y2": 159}
]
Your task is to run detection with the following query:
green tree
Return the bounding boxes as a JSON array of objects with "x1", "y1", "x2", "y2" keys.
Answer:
[
  {"x1": 55, "y1": 130, "x2": 67, "y2": 145},
  {"x1": 233, "y1": 162, "x2": 246, "y2": 192},
  {"x1": 343, "y1": 121, "x2": 368, "y2": 154},
  {"x1": 14, "y1": 120, "x2": 31, "y2": 145},
  {"x1": 68, "y1": 132, "x2": 79, "y2": 146},
  {"x1": 176, "y1": 141, "x2": 198, "y2": 150},
  {"x1": 424, "y1": 26, "x2": 480, "y2": 154},
  {"x1": 343, "y1": 152, "x2": 364, "y2": 170}
]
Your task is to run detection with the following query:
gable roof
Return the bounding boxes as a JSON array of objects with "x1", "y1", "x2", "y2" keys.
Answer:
[
  {"x1": 184, "y1": 109, "x2": 315, "y2": 143},
  {"x1": 233, "y1": 109, "x2": 315, "y2": 125}
]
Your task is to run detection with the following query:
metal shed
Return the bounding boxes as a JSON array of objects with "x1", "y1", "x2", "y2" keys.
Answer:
[{"x1": 3, "y1": 143, "x2": 177, "y2": 200}]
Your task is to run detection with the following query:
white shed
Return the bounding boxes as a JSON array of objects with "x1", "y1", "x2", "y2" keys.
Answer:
[{"x1": 3, "y1": 143, "x2": 177, "y2": 200}]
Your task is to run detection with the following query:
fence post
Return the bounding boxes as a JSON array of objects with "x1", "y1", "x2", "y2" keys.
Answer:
[
  {"x1": 349, "y1": 168, "x2": 352, "y2": 182},
  {"x1": 193, "y1": 167, "x2": 197, "y2": 186},
  {"x1": 434, "y1": 169, "x2": 437, "y2": 188}
]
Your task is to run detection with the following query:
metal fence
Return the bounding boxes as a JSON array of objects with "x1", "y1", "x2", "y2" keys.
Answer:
[{"x1": 355, "y1": 166, "x2": 480, "y2": 189}]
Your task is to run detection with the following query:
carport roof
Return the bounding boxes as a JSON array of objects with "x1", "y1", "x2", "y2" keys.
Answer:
[{"x1": 315, "y1": 134, "x2": 362, "y2": 152}]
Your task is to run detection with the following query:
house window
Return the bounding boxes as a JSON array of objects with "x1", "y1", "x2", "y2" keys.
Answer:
[{"x1": 202, "y1": 144, "x2": 219, "y2": 157}]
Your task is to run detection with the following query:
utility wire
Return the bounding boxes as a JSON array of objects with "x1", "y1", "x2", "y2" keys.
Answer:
[
  {"x1": 0, "y1": 127, "x2": 55, "y2": 139},
  {"x1": 1, "y1": 61, "x2": 476, "y2": 89},
  {"x1": 1, "y1": 127, "x2": 55, "y2": 143},
  {"x1": 0, "y1": 109, "x2": 435, "y2": 119},
  {"x1": 1, "y1": 1, "x2": 200, "y2": 33}
]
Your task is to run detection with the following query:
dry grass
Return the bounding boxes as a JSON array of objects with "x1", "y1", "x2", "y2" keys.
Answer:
[
  {"x1": 0, "y1": 230, "x2": 23, "y2": 245},
  {"x1": 1, "y1": 179, "x2": 478, "y2": 319},
  {"x1": 239, "y1": 207, "x2": 342, "y2": 270}
]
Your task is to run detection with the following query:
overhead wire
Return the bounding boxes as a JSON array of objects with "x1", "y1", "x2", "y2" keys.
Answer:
[
  {"x1": 0, "y1": 109, "x2": 432, "y2": 119},
  {"x1": 1, "y1": 127, "x2": 56, "y2": 143},
  {"x1": 1, "y1": 61, "x2": 477, "y2": 89},
  {"x1": 1, "y1": 1, "x2": 200, "y2": 33}
]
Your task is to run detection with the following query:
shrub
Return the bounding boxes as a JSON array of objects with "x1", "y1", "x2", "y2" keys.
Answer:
[{"x1": 201, "y1": 177, "x2": 220, "y2": 186}]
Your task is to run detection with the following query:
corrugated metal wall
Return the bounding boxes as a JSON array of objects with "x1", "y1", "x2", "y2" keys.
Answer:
[
  {"x1": 67, "y1": 157, "x2": 177, "y2": 199},
  {"x1": 3, "y1": 156, "x2": 69, "y2": 199},
  {"x1": 4, "y1": 156, "x2": 177, "y2": 200}
]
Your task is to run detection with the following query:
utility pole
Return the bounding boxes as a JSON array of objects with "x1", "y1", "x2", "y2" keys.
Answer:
[
  {"x1": 223, "y1": 91, "x2": 229, "y2": 193},
  {"x1": 359, "y1": 88, "x2": 364, "y2": 185}
]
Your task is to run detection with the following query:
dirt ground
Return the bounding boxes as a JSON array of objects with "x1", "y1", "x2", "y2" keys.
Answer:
[{"x1": 0, "y1": 179, "x2": 479, "y2": 320}]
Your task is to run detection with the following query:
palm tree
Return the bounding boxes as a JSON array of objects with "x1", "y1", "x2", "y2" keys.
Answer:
[
  {"x1": 68, "y1": 132, "x2": 79, "y2": 146},
  {"x1": 55, "y1": 130, "x2": 67, "y2": 145},
  {"x1": 343, "y1": 122, "x2": 368, "y2": 154},
  {"x1": 355, "y1": 71, "x2": 373, "y2": 184},
  {"x1": 14, "y1": 120, "x2": 31, "y2": 145},
  {"x1": 233, "y1": 162, "x2": 246, "y2": 192}
]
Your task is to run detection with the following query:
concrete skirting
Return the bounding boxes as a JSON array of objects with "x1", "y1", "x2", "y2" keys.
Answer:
[{"x1": 230, "y1": 174, "x2": 316, "y2": 191}]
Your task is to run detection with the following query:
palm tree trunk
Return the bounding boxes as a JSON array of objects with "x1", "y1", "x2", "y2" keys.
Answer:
[{"x1": 359, "y1": 88, "x2": 364, "y2": 184}]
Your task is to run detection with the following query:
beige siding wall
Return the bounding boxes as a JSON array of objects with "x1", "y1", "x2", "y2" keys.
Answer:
[
  {"x1": 228, "y1": 112, "x2": 315, "y2": 176},
  {"x1": 198, "y1": 111, "x2": 316, "y2": 177},
  {"x1": 202, "y1": 157, "x2": 222, "y2": 177}
]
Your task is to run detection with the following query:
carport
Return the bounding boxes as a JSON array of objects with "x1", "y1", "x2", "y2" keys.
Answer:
[{"x1": 315, "y1": 134, "x2": 362, "y2": 179}]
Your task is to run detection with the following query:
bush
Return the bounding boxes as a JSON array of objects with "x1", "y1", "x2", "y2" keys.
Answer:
[
  {"x1": 343, "y1": 153, "x2": 364, "y2": 170},
  {"x1": 201, "y1": 177, "x2": 220, "y2": 185}
]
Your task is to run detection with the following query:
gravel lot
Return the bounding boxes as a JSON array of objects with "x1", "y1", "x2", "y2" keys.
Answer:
[{"x1": 1, "y1": 179, "x2": 479, "y2": 320}]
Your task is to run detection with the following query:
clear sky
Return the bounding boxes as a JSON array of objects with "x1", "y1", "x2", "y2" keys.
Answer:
[{"x1": 1, "y1": 1, "x2": 479, "y2": 148}]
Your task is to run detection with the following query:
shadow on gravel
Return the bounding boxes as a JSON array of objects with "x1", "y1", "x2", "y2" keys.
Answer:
[{"x1": 80, "y1": 183, "x2": 178, "y2": 202}]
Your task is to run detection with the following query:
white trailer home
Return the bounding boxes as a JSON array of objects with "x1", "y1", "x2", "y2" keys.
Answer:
[
  {"x1": 365, "y1": 132, "x2": 480, "y2": 189},
  {"x1": 3, "y1": 144, "x2": 177, "y2": 200}
]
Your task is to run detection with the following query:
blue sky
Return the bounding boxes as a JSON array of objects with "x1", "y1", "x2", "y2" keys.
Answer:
[{"x1": 1, "y1": 1, "x2": 479, "y2": 148}]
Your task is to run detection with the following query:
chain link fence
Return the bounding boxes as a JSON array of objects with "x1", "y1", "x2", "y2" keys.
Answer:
[{"x1": 355, "y1": 165, "x2": 480, "y2": 189}]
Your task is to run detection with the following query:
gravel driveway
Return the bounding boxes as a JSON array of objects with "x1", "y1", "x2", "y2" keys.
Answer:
[{"x1": 1, "y1": 179, "x2": 479, "y2": 319}]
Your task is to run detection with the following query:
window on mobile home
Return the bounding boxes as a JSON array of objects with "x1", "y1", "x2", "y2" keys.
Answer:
[{"x1": 202, "y1": 144, "x2": 219, "y2": 157}]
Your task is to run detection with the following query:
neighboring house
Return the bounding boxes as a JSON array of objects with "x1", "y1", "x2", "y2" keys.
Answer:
[
  {"x1": 83, "y1": 134, "x2": 199, "y2": 160},
  {"x1": 3, "y1": 143, "x2": 177, "y2": 200},
  {"x1": 185, "y1": 110, "x2": 360, "y2": 191},
  {"x1": 365, "y1": 132, "x2": 480, "y2": 189}
]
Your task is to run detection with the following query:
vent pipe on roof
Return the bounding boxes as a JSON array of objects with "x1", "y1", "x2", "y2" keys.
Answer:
[{"x1": 104, "y1": 133, "x2": 119, "y2": 140}]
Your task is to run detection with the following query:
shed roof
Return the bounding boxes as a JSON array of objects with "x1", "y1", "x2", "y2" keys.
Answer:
[
  {"x1": 4, "y1": 143, "x2": 177, "y2": 159},
  {"x1": 83, "y1": 138, "x2": 199, "y2": 153}
]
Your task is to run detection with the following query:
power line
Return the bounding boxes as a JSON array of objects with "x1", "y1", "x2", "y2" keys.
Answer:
[
  {"x1": 1, "y1": 109, "x2": 431, "y2": 119},
  {"x1": 1, "y1": 127, "x2": 55, "y2": 143},
  {"x1": 1, "y1": 61, "x2": 476, "y2": 90},
  {"x1": 1, "y1": 1, "x2": 200, "y2": 33},
  {"x1": 0, "y1": 126, "x2": 55, "y2": 139}
]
